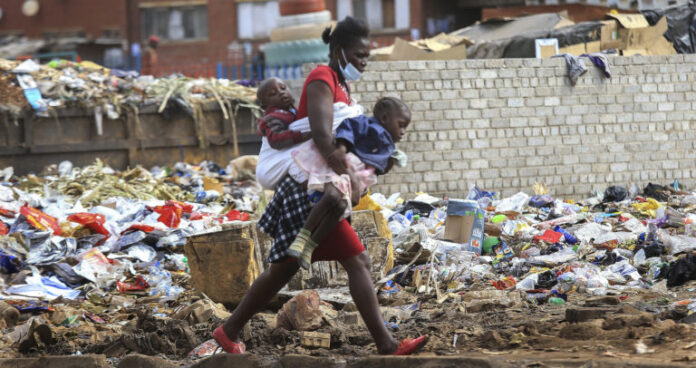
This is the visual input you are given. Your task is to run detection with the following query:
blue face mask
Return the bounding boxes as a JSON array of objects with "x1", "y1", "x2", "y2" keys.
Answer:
[{"x1": 340, "y1": 49, "x2": 362, "y2": 81}]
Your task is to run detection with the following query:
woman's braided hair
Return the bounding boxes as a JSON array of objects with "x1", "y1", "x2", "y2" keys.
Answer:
[{"x1": 322, "y1": 16, "x2": 370, "y2": 54}]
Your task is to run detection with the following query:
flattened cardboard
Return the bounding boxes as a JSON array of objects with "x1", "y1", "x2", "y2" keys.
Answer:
[
  {"x1": 620, "y1": 17, "x2": 675, "y2": 55},
  {"x1": 389, "y1": 37, "x2": 468, "y2": 61},
  {"x1": 606, "y1": 13, "x2": 650, "y2": 29}
]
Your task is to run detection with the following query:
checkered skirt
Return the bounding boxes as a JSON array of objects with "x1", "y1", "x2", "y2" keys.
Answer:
[{"x1": 258, "y1": 176, "x2": 313, "y2": 263}]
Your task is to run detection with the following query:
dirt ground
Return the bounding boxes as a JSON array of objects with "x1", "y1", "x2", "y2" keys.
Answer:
[{"x1": 3, "y1": 275, "x2": 694, "y2": 367}]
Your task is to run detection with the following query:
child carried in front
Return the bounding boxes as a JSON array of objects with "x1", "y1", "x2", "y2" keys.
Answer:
[{"x1": 256, "y1": 78, "x2": 411, "y2": 269}]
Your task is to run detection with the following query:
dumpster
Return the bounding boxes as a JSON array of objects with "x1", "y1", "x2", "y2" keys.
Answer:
[{"x1": 0, "y1": 101, "x2": 261, "y2": 175}]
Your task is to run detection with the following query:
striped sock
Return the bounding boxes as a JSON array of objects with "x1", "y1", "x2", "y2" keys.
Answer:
[
  {"x1": 299, "y1": 237, "x2": 318, "y2": 270},
  {"x1": 288, "y1": 228, "x2": 311, "y2": 259}
]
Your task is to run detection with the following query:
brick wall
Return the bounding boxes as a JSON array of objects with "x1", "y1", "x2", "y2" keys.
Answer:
[
  {"x1": 290, "y1": 55, "x2": 696, "y2": 198},
  {"x1": 0, "y1": 0, "x2": 127, "y2": 38}
]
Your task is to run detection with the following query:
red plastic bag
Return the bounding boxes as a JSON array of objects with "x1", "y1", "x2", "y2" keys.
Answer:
[
  {"x1": 67, "y1": 213, "x2": 110, "y2": 237},
  {"x1": 20, "y1": 204, "x2": 62, "y2": 235},
  {"x1": 166, "y1": 200, "x2": 193, "y2": 214},
  {"x1": 534, "y1": 229, "x2": 563, "y2": 243},
  {"x1": 189, "y1": 211, "x2": 210, "y2": 221},
  {"x1": 151, "y1": 200, "x2": 193, "y2": 228},
  {"x1": 0, "y1": 221, "x2": 8, "y2": 235},
  {"x1": 492, "y1": 276, "x2": 516, "y2": 290},
  {"x1": 116, "y1": 275, "x2": 149, "y2": 293},
  {"x1": 121, "y1": 224, "x2": 156, "y2": 234},
  {"x1": 225, "y1": 210, "x2": 250, "y2": 222}
]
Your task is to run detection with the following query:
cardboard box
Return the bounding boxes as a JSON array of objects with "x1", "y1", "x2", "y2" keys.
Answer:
[
  {"x1": 535, "y1": 38, "x2": 559, "y2": 58},
  {"x1": 443, "y1": 199, "x2": 485, "y2": 254},
  {"x1": 601, "y1": 13, "x2": 675, "y2": 55},
  {"x1": 380, "y1": 33, "x2": 472, "y2": 61},
  {"x1": 600, "y1": 20, "x2": 621, "y2": 50},
  {"x1": 203, "y1": 176, "x2": 223, "y2": 194},
  {"x1": 619, "y1": 17, "x2": 675, "y2": 55}
]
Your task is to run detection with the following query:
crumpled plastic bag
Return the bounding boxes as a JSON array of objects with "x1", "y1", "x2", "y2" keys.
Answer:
[
  {"x1": 495, "y1": 192, "x2": 530, "y2": 213},
  {"x1": 5, "y1": 266, "x2": 80, "y2": 300},
  {"x1": 632, "y1": 198, "x2": 662, "y2": 218},
  {"x1": 151, "y1": 200, "x2": 192, "y2": 228},
  {"x1": 275, "y1": 290, "x2": 324, "y2": 331},
  {"x1": 353, "y1": 191, "x2": 383, "y2": 212},
  {"x1": 72, "y1": 248, "x2": 123, "y2": 289},
  {"x1": 603, "y1": 186, "x2": 628, "y2": 203}
]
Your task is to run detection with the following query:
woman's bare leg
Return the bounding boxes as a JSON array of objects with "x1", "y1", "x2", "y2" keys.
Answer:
[
  {"x1": 221, "y1": 262, "x2": 300, "y2": 341},
  {"x1": 339, "y1": 252, "x2": 399, "y2": 354}
]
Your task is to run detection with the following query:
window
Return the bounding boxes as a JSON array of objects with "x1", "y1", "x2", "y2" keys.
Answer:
[
  {"x1": 337, "y1": 0, "x2": 409, "y2": 31},
  {"x1": 140, "y1": 4, "x2": 208, "y2": 41},
  {"x1": 101, "y1": 28, "x2": 122, "y2": 39},
  {"x1": 237, "y1": 1, "x2": 279, "y2": 40}
]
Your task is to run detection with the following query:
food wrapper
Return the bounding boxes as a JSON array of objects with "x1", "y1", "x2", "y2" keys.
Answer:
[
  {"x1": 20, "y1": 204, "x2": 62, "y2": 235},
  {"x1": 67, "y1": 213, "x2": 110, "y2": 237}
]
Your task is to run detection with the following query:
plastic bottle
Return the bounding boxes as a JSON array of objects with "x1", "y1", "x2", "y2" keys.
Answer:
[
  {"x1": 195, "y1": 190, "x2": 220, "y2": 203},
  {"x1": 548, "y1": 297, "x2": 565, "y2": 305},
  {"x1": 517, "y1": 273, "x2": 539, "y2": 291},
  {"x1": 633, "y1": 248, "x2": 646, "y2": 266},
  {"x1": 553, "y1": 225, "x2": 578, "y2": 245},
  {"x1": 404, "y1": 210, "x2": 414, "y2": 222},
  {"x1": 388, "y1": 213, "x2": 411, "y2": 235}
]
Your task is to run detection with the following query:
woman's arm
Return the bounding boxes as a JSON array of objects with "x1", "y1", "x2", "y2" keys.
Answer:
[{"x1": 306, "y1": 81, "x2": 349, "y2": 175}]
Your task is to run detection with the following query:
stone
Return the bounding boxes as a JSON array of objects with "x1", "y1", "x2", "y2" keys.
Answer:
[
  {"x1": 118, "y1": 354, "x2": 176, "y2": 368},
  {"x1": 583, "y1": 296, "x2": 621, "y2": 307},
  {"x1": 565, "y1": 307, "x2": 616, "y2": 323},
  {"x1": 172, "y1": 299, "x2": 231, "y2": 325},
  {"x1": 602, "y1": 313, "x2": 655, "y2": 330},
  {"x1": 189, "y1": 354, "x2": 260, "y2": 368},
  {"x1": 348, "y1": 356, "x2": 509, "y2": 368},
  {"x1": 281, "y1": 355, "x2": 341, "y2": 368},
  {"x1": 0, "y1": 355, "x2": 109, "y2": 368}
]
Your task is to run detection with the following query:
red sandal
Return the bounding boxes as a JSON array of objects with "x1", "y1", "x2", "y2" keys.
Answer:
[
  {"x1": 392, "y1": 335, "x2": 429, "y2": 355},
  {"x1": 213, "y1": 326, "x2": 246, "y2": 354}
]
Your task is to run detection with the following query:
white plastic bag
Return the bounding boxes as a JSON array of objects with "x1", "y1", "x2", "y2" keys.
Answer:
[{"x1": 494, "y1": 192, "x2": 530, "y2": 213}]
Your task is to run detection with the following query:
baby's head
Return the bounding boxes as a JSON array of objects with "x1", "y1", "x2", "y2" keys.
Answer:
[
  {"x1": 373, "y1": 97, "x2": 411, "y2": 143},
  {"x1": 257, "y1": 77, "x2": 295, "y2": 110}
]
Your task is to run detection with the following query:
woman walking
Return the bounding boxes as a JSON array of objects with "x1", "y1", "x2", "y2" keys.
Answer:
[{"x1": 212, "y1": 16, "x2": 427, "y2": 356}]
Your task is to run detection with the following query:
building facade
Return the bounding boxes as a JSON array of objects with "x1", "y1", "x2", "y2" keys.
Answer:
[{"x1": 0, "y1": 0, "x2": 493, "y2": 76}]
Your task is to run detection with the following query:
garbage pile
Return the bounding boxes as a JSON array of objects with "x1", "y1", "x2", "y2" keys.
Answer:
[
  {"x1": 0, "y1": 159, "x2": 262, "y2": 356},
  {"x1": 0, "y1": 58, "x2": 260, "y2": 120},
  {"x1": 2, "y1": 157, "x2": 696, "y2": 361},
  {"x1": 374, "y1": 182, "x2": 696, "y2": 312}
]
